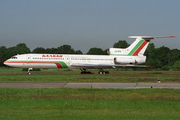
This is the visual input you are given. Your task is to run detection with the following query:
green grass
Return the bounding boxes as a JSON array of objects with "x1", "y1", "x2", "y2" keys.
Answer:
[
  {"x1": 0, "y1": 88, "x2": 180, "y2": 120},
  {"x1": 0, "y1": 67, "x2": 180, "y2": 83},
  {"x1": 1, "y1": 68, "x2": 180, "y2": 119}
]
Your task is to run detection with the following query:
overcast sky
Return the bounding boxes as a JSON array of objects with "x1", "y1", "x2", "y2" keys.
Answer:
[{"x1": 0, "y1": 0, "x2": 179, "y2": 53}]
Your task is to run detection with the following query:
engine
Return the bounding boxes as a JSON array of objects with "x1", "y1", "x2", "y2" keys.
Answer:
[
  {"x1": 114, "y1": 56, "x2": 146, "y2": 64},
  {"x1": 114, "y1": 57, "x2": 135, "y2": 64}
]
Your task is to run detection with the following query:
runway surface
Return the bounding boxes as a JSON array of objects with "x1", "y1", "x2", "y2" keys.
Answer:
[{"x1": 0, "y1": 82, "x2": 180, "y2": 89}]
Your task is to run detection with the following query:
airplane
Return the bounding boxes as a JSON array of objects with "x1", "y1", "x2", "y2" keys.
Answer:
[{"x1": 3, "y1": 36, "x2": 175, "y2": 74}]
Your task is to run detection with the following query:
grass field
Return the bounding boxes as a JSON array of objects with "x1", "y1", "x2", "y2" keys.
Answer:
[
  {"x1": 0, "y1": 67, "x2": 180, "y2": 83},
  {"x1": 0, "y1": 67, "x2": 180, "y2": 119},
  {"x1": 0, "y1": 88, "x2": 180, "y2": 120}
]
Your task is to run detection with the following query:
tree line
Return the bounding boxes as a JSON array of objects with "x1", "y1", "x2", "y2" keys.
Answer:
[{"x1": 0, "y1": 40, "x2": 180, "y2": 70}]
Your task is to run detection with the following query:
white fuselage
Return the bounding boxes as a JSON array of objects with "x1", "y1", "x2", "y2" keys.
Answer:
[{"x1": 4, "y1": 54, "x2": 146, "y2": 69}]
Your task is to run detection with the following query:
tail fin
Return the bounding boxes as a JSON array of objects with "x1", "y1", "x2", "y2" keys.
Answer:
[
  {"x1": 108, "y1": 36, "x2": 175, "y2": 56},
  {"x1": 128, "y1": 36, "x2": 175, "y2": 56}
]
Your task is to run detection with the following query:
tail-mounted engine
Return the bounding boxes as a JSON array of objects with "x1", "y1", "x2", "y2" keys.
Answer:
[
  {"x1": 114, "y1": 57, "x2": 135, "y2": 64},
  {"x1": 114, "y1": 56, "x2": 146, "y2": 65}
]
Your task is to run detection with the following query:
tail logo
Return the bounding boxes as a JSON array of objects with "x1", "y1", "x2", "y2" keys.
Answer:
[{"x1": 128, "y1": 40, "x2": 150, "y2": 56}]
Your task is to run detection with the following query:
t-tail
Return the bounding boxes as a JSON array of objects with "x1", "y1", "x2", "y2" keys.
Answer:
[{"x1": 108, "y1": 36, "x2": 175, "y2": 56}]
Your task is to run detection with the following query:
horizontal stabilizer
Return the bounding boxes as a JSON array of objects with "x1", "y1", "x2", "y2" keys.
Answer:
[{"x1": 129, "y1": 36, "x2": 175, "y2": 40}]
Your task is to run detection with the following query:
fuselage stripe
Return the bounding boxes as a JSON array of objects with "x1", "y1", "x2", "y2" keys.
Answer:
[
  {"x1": 54, "y1": 63, "x2": 63, "y2": 68},
  {"x1": 4, "y1": 61, "x2": 65, "y2": 68}
]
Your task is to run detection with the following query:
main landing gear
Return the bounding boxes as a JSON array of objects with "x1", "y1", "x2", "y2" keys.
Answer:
[
  {"x1": 27, "y1": 68, "x2": 33, "y2": 75},
  {"x1": 98, "y1": 69, "x2": 109, "y2": 74},
  {"x1": 80, "y1": 69, "x2": 93, "y2": 74},
  {"x1": 98, "y1": 71, "x2": 109, "y2": 74},
  {"x1": 80, "y1": 68, "x2": 109, "y2": 74}
]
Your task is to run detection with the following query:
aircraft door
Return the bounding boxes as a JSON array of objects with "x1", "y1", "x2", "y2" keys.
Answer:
[
  {"x1": 25, "y1": 56, "x2": 31, "y2": 66},
  {"x1": 27, "y1": 56, "x2": 31, "y2": 61},
  {"x1": 65, "y1": 56, "x2": 70, "y2": 65}
]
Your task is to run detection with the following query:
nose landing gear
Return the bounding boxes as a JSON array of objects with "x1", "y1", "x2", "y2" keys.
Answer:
[{"x1": 27, "y1": 68, "x2": 33, "y2": 75}]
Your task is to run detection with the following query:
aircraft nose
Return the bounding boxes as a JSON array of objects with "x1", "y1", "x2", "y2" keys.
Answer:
[{"x1": 3, "y1": 61, "x2": 9, "y2": 66}]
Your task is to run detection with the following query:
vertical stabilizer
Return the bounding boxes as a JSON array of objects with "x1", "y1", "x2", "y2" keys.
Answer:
[
  {"x1": 128, "y1": 36, "x2": 175, "y2": 56},
  {"x1": 127, "y1": 37, "x2": 150, "y2": 56},
  {"x1": 108, "y1": 36, "x2": 175, "y2": 56}
]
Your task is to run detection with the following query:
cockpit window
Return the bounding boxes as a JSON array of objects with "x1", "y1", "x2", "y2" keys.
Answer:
[{"x1": 11, "y1": 57, "x2": 17, "y2": 59}]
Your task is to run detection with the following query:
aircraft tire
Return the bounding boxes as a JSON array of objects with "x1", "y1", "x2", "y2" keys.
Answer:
[
  {"x1": 81, "y1": 72, "x2": 85, "y2": 74},
  {"x1": 105, "y1": 71, "x2": 109, "y2": 74},
  {"x1": 98, "y1": 71, "x2": 102, "y2": 74},
  {"x1": 98, "y1": 71, "x2": 109, "y2": 74}
]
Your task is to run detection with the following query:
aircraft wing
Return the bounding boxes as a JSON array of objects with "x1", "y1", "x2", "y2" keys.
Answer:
[{"x1": 71, "y1": 63, "x2": 150, "y2": 69}]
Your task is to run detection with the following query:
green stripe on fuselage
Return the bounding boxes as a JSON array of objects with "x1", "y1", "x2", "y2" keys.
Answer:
[{"x1": 59, "y1": 61, "x2": 68, "y2": 68}]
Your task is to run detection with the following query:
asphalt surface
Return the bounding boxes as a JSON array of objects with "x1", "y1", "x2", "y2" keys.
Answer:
[{"x1": 0, "y1": 82, "x2": 180, "y2": 89}]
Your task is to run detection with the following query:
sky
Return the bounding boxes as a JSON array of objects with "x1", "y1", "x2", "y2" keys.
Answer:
[{"x1": 0, "y1": 0, "x2": 180, "y2": 53}]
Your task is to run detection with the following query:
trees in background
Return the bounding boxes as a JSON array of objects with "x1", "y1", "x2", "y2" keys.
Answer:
[
  {"x1": 156, "y1": 46, "x2": 171, "y2": 67},
  {"x1": 0, "y1": 46, "x2": 7, "y2": 66},
  {"x1": 173, "y1": 60, "x2": 180, "y2": 70},
  {"x1": 113, "y1": 40, "x2": 129, "y2": 48},
  {"x1": 169, "y1": 49, "x2": 180, "y2": 66},
  {"x1": 0, "y1": 43, "x2": 30, "y2": 66},
  {"x1": 32, "y1": 45, "x2": 83, "y2": 54},
  {"x1": 86, "y1": 47, "x2": 107, "y2": 55},
  {"x1": 32, "y1": 47, "x2": 46, "y2": 53},
  {"x1": 57, "y1": 45, "x2": 76, "y2": 54},
  {"x1": 1, "y1": 40, "x2": 180, "y2": 70},
  {"x1": 144, "y1": 44, "x2": 180, "y2": 70}
]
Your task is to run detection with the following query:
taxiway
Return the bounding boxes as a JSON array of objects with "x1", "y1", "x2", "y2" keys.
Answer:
[{"x1": 0, "y1": 82, "x2": 180, "y2": 89}]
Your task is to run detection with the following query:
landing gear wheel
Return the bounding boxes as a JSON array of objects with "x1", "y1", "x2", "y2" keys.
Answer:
[
  {"x1": 98, "y1": 71, "x2": 103, "y2": 74},
  {"x1": 98, "y1": 71, "x2": 109, "y2": 74},
  {"x1": 27, "y1": 72, "x2": 31, "y2": 75},
  {"x1": 105, "y1": 71, "x2": 109, "y2": 74}
]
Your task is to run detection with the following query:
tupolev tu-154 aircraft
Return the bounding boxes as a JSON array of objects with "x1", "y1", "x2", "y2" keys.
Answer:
[{"x1": 4, "y1": 36, "x2": 175, "y2": 74}]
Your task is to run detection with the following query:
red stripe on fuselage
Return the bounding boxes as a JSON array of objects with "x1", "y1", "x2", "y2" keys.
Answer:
[
  {"x1": 54, "y1": 63, "x2": 63, "y2": 68},
  {"x1": 132, "y1": 40, "x2": 150, "y2": 56},
  {"x1": 4, "y1": 62, "x2": 63, "y2": 68}
]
